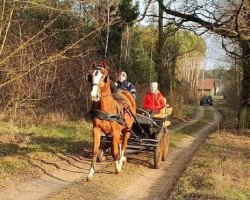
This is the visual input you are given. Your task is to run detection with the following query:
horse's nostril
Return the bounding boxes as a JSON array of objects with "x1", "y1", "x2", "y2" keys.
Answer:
[{"x1": 91, "y1": 94, "x2": 99, "y2": 102}]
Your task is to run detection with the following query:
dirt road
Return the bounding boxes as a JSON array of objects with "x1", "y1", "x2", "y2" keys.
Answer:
[{"x1": 1, "y1": 106, "x2": 221, "y2": 200}]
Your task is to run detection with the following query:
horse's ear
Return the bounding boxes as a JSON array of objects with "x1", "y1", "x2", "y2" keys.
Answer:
[
  {"x1": 92, "y1": 61, "x2": 96, "y2": 69},
  {"x1": 102, "y1": 60, "x2": 107, "y2": 68},
  {"x1": 104, "y1": 75, "x2": 108, "y2": 83}
]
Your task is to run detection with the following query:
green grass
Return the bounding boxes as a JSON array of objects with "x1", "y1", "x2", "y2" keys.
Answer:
[
  {"x1": 0, "y1": 121, "x2": 92, "y2": 154},
  {"x1": 170, "y1": 108, "x2": 214, "y2": 147},
  {"x1": 0, "y1": 157, "x2": 30, "y2": 176},
  {"x1": 0, "y1": 120, "x2": 92, "y2": 181},
  {"x1": 170, "y1": 104, "x2": 199, "y2": 127},
  {"x1": 183, "y1": 105, "x2": 199, "y2": 120}
]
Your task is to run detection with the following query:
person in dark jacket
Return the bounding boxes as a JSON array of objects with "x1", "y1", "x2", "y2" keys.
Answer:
[{"x1": 114, "y1": 71, "x2": 136, "y2": 99}]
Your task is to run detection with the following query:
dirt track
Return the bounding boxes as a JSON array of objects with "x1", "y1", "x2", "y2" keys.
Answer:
[{"x1": 1, "y1": 106, "x2": 221, "y2": 200}]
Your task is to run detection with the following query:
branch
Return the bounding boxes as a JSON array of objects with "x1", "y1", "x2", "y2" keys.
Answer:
[
  {"x1": 169, "y1": 47, "x2": 200, "y2": 63},
  {"x1": 0, "y1": 3, "x2": 14, "y2": 55},
  {"x1": 0, "y1": 13, "x2": 63, "y2": 66},
  {"x1": 136, "y1": 0, "x2": 153, "y2": 23},
  {"x1": 0, "y1": 19, "x2": 119, "y2": 89},
  {"x1": 221, "y1": 38, "x2": 242, "y2": 59},
  {"x1": 157, "y1": 1, "x2": 245, "y2": 39},
  {"x1": 0, "y1": 0, "x2": 7, "y2": 39},
  {"x1": 20, "y1": 0, "x2": 69, "y2": 12}
]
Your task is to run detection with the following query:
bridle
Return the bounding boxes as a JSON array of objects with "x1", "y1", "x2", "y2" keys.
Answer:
[{"x1": 90, "y1": 65, "x2": 110, "y2": 102}]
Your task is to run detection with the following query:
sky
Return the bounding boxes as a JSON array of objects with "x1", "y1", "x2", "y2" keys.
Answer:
[
  {"x1": 203, "y1": 35, "x2": 229, "y2": 69},
  {"x1": 136, "y1": 0, "x2": 228, "y2": 70}
]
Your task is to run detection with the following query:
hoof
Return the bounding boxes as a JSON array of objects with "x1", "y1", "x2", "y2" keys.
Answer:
[
  {"x1": 122, "y1": 156, "x2": 127, "y2": 163},
  {"x1": 115, "y1": 165, "x2": 122, "y2": 174},
  {"x1": 115, "y1": 168, "x2": 122, "y2": 174},
  {"x1": 86, "y1": 175, "x2": 93, "y2": 182}
]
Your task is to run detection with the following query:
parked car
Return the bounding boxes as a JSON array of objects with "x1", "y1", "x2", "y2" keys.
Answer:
[{"x1": 200, "y1": 95, "x2": 213, "y2": 106}]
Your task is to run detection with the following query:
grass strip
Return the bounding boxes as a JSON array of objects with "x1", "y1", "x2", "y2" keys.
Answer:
[{"x1": 170, "y1": 107, "x2": 214, "y2": 148}]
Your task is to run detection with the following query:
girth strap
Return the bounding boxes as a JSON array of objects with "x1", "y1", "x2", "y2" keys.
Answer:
[{"x1": 89, "y1": 109, "x2": 125, "y2": 125}]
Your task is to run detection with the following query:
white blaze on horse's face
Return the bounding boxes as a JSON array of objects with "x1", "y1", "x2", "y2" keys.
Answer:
[{"x1": 91, "y1": 69, "x2": 102, "y2": 102}]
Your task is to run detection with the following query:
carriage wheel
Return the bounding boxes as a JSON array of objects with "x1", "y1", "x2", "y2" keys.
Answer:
[
  {"x1": 154, "y1": 132, "x2": 163, "y2": 169},
  {"x1": 162, "y1": 129, "x2": 170, "y2": 161}
]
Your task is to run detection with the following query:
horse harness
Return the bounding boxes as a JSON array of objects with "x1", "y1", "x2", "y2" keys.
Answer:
[
  {"x1": 89, "y1": 94, "x2": 133, "y2": 128},
  {"x1": 89, "y1": 108, "x2": 126, "y2": 126}
]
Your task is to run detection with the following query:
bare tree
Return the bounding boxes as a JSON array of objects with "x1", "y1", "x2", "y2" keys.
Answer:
[
  {"x1": 0, "y1": 0, "x2": 120, "y2": 124},
  {"x1": 148, "y1": 0, "x2": 250, "y2": 128}
]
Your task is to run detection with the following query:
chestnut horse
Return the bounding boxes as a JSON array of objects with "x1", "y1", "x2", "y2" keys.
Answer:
[{"x1": 87, "y1": 61, "x2": 136, "y2": 181}]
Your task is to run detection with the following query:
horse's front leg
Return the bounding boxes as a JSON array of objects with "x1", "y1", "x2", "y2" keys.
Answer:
[
  {"x1": 119, "y1": 129, "x2": 131, "y2": 165},
  {"x1": 87, "y1": 127, "x2": 101, "y2": 181},
  {"x1": 112, "y1": 132, "x2": 122, "y2": 174}
]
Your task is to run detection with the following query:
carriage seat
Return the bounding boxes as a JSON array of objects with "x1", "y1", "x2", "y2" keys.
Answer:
[
  {"x1": 152, "y1": 106, "x2": 173, "y2": 118},
  {"x1": 152, "y1": 106, "x2": 173, "y2": 127},
  {"x1": 135, "y1": 106, "x2": 173, "y2": 128},
  {"x1": 152, "y1": 97, "x2": 172, "y2": 118}
]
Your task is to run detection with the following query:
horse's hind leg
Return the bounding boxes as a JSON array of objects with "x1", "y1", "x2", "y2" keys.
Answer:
[
  {"x1": 87, "y1": 127, "x2": 101, "y2": 181},
  {"x1": 120, "y1": 130, "x2": 131, "y2": 165}
]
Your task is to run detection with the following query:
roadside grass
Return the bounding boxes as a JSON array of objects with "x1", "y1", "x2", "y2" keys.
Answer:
[
  {"x1": 170, "y1": 104, "x2": 199, "y2": 127},
  {"x1": 0, "y1": 120, "x2": 92, "y2": 183},
  {"x1": 183, "y1": 104, "x2": 199, "y2": 120},
  {"x1": 170, "y1": 107, "x2": 214, "y2": 147},
  {"x1": 171, "y1": 101, "x2": 250, "y2": 200}
]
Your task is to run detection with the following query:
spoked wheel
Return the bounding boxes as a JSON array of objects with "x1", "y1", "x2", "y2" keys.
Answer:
[
  {"x1": 154, "y1": 132, "x2": 163, "y2": 169},
  {"x1": 162, "y1": 129, "x2": 170, "y2": 161}
]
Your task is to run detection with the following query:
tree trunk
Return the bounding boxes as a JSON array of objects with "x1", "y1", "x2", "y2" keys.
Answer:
[
  {"x1": 155, "y1": 0, "x2": 169, "y2": 95},
  {"x1": 238, "y1": 40, "x2": 250, "y2": 129},
  {"x1": 156, "y1": 0, "x2": 163, "y2": 87}
]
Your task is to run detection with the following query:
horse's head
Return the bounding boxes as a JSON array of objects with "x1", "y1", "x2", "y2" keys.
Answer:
[{"x1": 88, "y1": 61, "x2": 109, "y2": 102}]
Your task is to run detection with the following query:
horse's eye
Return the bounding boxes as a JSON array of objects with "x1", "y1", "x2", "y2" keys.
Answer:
[{"x1": 94, "y1": 70, "x2": 99, "y2": 76}]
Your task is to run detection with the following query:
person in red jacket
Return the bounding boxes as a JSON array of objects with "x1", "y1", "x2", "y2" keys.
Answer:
[{"x1": 143, "y1": 82, "x2": 166, "y2": 114}]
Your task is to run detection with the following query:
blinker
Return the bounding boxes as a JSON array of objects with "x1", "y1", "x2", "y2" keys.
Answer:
[{"x1": 86, "y1": 73, "x2": 92, "y2": 83}]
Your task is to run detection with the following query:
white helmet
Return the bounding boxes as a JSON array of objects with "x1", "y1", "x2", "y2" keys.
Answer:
[
  {"x1": 118, "y1": 71, "x2": 127, "y2": 82},
  {"x1": 150, "y1": 82, "x2": 158, "y2": 94}
]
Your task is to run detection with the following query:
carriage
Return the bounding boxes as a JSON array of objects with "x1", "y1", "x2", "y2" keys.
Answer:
[
  {"x1": 97, "y1": 106, "x2": 173, "y2": 169},
  {"x1": 86, "y1": 61, "x2": 172, "y2": 181}
]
